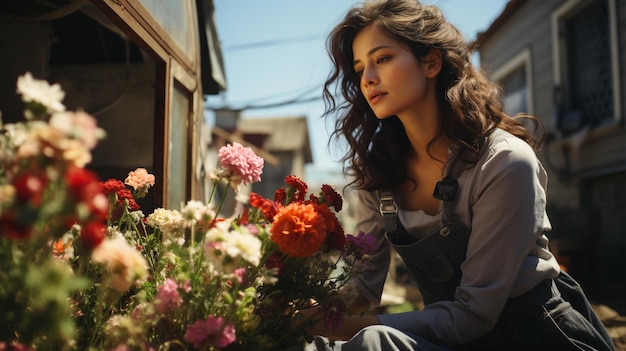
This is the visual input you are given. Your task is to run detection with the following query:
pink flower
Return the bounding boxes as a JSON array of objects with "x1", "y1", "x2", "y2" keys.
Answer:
[
  {"x1": 217, "y1": 142, "x2": 263, "y2": 188},
  {"x1": 233, "y1": 267, "x2": 246, "y2": 284},
  {"x1": 154, "y1": 278, "x2": 182, "y2": 314},
  {"x1": 124, "y1": 168, "x2": 155, "y2": 198},
  {"x1": 125, "y1": 168, "x2": 155, "y2": 190},
  {"x1": 184, "y1": 316, "x2": 236, "y2": 349}
]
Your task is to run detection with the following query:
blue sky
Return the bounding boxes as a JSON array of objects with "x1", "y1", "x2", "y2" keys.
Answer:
[{"x1": 206, "y1": 0, "x2": 510, "y2": 179}]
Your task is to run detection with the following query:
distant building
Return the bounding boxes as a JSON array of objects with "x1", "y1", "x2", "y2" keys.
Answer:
[
  {"x1": 474, "y1": 0, "x2": 625, "y2": 307},
  {"x1": 237, "y1": 115, "x2": 312, "y2": 197},
  {"x1": 207, "y1": 109, "x2": 313, "y2": 215}
]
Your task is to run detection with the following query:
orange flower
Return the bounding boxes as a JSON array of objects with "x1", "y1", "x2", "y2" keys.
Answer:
[{"x1": 269, "y1": 203, "x2": 326, "y2": 258}]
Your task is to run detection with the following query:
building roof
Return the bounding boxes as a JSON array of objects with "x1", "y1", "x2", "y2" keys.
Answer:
[{"x1": 471, "y1": 0, "x2": 525, "y2": 50}]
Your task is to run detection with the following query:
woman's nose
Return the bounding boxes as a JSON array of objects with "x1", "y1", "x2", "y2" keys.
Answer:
[{"x1": 361, "y1": 67, "x2": 378, "y2": 87}]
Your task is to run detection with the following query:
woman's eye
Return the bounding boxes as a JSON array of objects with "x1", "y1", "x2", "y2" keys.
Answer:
[
  {"x1": 376, "y1": 56, "x2": 390, "y2": 64},
  {"x1": 355, "y1": 68, "x2": 363, "y2": 77}
]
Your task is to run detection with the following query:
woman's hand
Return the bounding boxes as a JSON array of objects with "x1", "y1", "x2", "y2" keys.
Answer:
[{"x1": 294, "y1": 298, "x2": 381, "y2": 341}]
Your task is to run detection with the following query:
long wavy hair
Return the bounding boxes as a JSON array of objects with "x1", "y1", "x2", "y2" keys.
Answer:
[{"x1": 323, "y1": 0, "x2": 540, "y2": 191}]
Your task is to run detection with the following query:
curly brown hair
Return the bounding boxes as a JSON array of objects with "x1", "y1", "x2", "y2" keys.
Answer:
[{"x1": 323, "y1": 0, "x2": 540, "y2": 191}]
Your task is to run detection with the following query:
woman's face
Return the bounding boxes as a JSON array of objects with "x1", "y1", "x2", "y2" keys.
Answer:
[{"x1": 352, "y1": 24, "x2": 433, "y2": 119}]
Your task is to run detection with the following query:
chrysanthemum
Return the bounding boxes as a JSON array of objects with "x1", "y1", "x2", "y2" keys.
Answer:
[{"x1": 270, "y1": 203, "x2": 327, "y2": 258}]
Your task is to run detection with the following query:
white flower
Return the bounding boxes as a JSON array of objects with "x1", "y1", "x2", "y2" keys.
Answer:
[
  {"x1": 180, "y1": 200, "x2": 215, "y2": 228},
  {"x1": 91, "y1": 236, "x2": 149, "y2": 292},
  {"x1": 49, "y1": 110, "x2": 105, "y2": 150},
  {"x1": 146, "y1": 208, "x2": 184, "y2": 238},
  {"x1": 16, "y1": 72, "x2": 66, "y2": 113},
  {"x1": 205, "y1": 221, "x2": 262, "y2": 270}
]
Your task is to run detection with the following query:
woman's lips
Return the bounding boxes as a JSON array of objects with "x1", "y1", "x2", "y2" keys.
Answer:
[{"x1": 368, "y1": 91, "x2": 386, "y2": 104}]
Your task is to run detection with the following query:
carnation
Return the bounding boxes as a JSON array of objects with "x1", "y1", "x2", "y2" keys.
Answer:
[
  {"x1": 154, "y1": 278, "x2": 182, "y2": 314},
  {"x1": 217, "y1": 142, "x2": 264, "y2": 190},
  {"x1": 91, "y1": 236, "x2": 149, "y2": 292},
  {"x1": 49, "y1": 110, "x2": 105, "y2": 150},
  {"x1": 146, "y1": 208, "x2": 184, "y2": 237},
  {"x1": 16, "y1": 72, "x2": 66, "y2": 113},
  {"x1": 183, "y1": 316, "x2": 236, "y2": 349},
  {"x1": 205, "y1": 220, "x2": 263, "y2": 271},
  {"x1": 124, "y1": 168, "x2": 155, "y2": 198},
  {"x1": 180, "y1": 200, "x2": 215, "y2": 228}
]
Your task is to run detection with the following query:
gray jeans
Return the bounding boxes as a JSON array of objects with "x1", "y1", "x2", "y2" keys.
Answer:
[
  {"x1": 305, "y1": 325, "x2": 453, "y2": 351},
  {"x1": 304, "y1": 275, "x2": 615, "y2": 351}
]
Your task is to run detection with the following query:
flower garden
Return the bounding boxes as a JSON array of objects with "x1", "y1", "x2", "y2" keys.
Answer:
[{"x1": 0, "y1": 73, "x2": 376, "y2": 350}]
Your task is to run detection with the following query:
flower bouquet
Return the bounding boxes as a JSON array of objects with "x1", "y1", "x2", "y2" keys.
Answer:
[{"x1": 0, "y1": 73, "x2": 376, "y2": 351}]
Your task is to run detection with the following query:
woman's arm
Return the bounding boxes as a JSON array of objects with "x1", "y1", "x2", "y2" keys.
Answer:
[{"x1": 378, "y1": 134, "x2": 558, "y2": 345}]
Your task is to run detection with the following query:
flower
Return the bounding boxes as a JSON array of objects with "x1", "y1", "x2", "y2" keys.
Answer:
[
  {"x1": 16, "y1": 72, "x2": 66, "y2": 114},
  {"x1": 91, "y1": 236, "x2": 149, "y2": 292},
  {"x1": 321, "y1": 184, "x2": 343, "y2": 211},
  {"x1": 184, "y1": 316, "x2": 236, "y2": 349},
  {"x1": 345, "y1": 230, "x2": 378, "y2": 259},
  {"x1": 270, "y1": 202, "x2": 327, "y2": 258},
  {"x1": 217, "y1": 142, "x2": 264, "y2": 190},
  {"x1": 205, "y1": 220, "x2": 263, "y2": 274},
  {"x1": 124, "y1": 168, "x2": 155, "y2": 198},
  {"x1": 49, "y1": 110, "x2": 105, "y2": 150},
  {"x1": 154, "y1": 278, "x2": 182, "y2": 314},
  {"x1": 0, "y1": 73, "x2": 377, "y2": 351}
]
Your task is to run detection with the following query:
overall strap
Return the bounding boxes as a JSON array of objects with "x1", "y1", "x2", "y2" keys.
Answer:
[{"x1": 378, "y1": 152, "x2": 465, "y2": 234}]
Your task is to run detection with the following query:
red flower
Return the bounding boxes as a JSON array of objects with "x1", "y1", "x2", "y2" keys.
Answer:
[
  {"x1": 238, "y1": 208, "x2": 250, "y2": 225},
  {"x1": 265, "y1": 253, "x2": 285, "y2": 275},
  {"x1": 0, "y1": 212, "x2": 32, "y2": 240},
  {"x1": 65, "y1": 167, "x2": 101, "y2": 201},
  {"x1": 321, "y1": 184, "x2": 343, "y2": 211},
  {"x1": 12, "y1": 172, "x2": 47, "y2": 206},
  {"x1": 274, "y1": 187, "x2": 287, "y2": 204},
  {"x1": 270, "y1": 203, "x2": 327, "y2": 258},
  {"x1": 311, "y1": 203, "x2": 346, "y2": 251},
  {"x1": 284, "y1": 175, "x2": 307, "y2": 202},
  {"x1": 116, "y1": 189, "x2": 140, "y2": 211},
  {"x1": 324, "y1": 223, "x2": 346, "y2": 252},
  {"x1": 101, "y1": 179, "x2": 125, "y2": 195},
  {"x1": 249, "y1": 192, "x2": 277, "y2": 220},
  {"x1": 80, "y1": 220, "x2": 106, "y2": 249}
]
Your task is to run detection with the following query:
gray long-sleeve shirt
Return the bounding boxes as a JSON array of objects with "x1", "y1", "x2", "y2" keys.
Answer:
[{"x1": 353, "y1": 128, "x2": 561, "y2": 345}]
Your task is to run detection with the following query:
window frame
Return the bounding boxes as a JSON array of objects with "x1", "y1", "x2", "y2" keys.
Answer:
[
  {"x1": 492, "y1": 48, "x2": 534, "y2": 116},
  {"x1": 551, "y1": 0, "x2": 622, "y2": 133},
  {"x1": 91, "y1": 0, "x2": 203, "y2": 208}
]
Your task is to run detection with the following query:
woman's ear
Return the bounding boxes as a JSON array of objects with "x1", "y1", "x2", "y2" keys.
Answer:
[{"x1": 423, "y1": 49, "x2": 442, "y2": 78}]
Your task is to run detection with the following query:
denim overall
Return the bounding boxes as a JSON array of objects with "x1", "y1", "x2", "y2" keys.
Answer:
[{"x1": 378, "y1": 159, "x2": 615, "y2": 350}]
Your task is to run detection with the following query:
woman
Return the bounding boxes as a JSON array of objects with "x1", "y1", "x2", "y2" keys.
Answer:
[{"x1": 305, "y1": 0, "x2": 615, "y2": 350}]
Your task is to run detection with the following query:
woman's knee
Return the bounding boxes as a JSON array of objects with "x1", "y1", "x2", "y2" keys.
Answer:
[{"x1": 345, "y1": 325, "x2": 421, "y2": 351}]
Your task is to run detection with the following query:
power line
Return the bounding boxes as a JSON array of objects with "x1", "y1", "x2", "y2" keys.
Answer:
[
  {"x1": 223, "y1": 33, "x2": 326, "y2": 51},
  {"x1": 207, "y1": 82, "x2": 329, "y2": 111}
]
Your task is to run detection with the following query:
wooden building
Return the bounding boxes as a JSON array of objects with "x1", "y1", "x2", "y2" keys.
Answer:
[
  {"x1": 0, "y1": 0, "x2": 226, "y2": 210},
  {"x1": 474, "y1": 0, "x2": 625, "y2": 308}
]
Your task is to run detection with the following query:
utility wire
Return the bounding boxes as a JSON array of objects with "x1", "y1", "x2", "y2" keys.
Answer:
[
  {"x1": 223, "y1": 33, "x2": 326, "y2": 51},
  {"x1": 208, "y1": 82, "x2": 328, "y2": 110}
]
